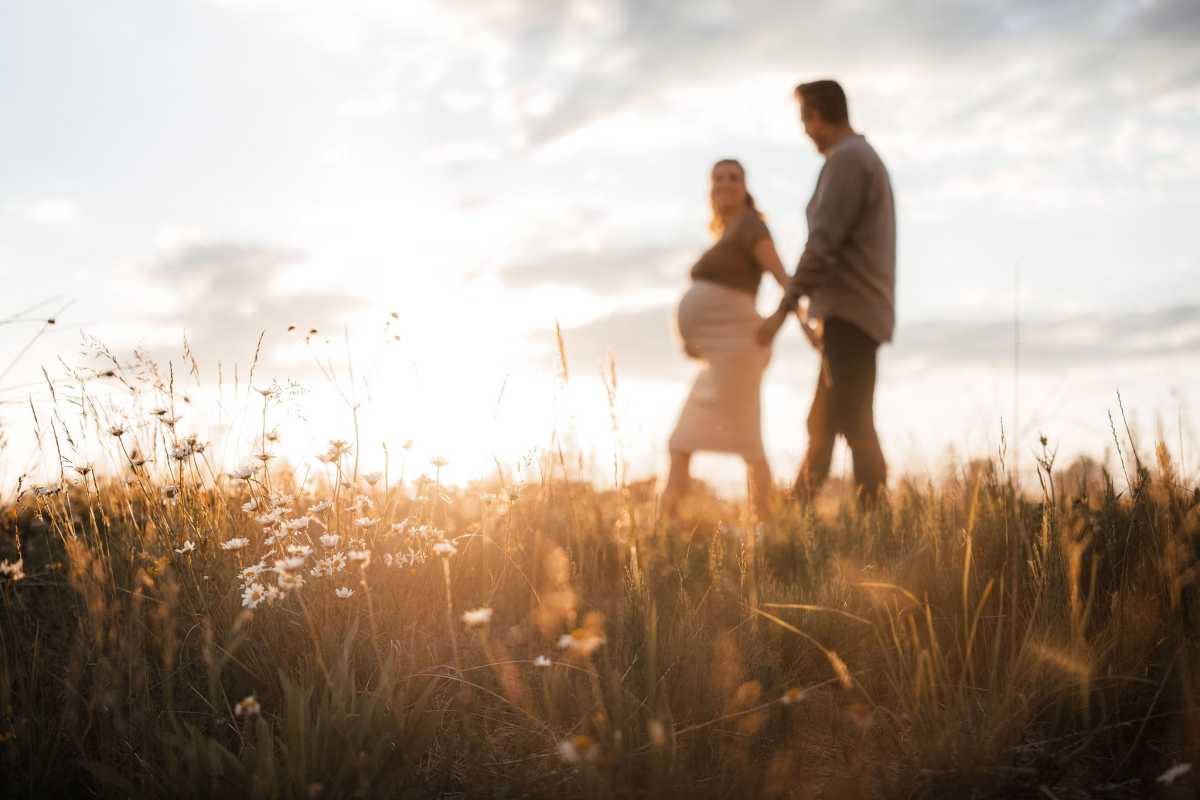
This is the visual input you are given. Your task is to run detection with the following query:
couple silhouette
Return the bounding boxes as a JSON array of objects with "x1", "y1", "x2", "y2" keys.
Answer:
[{"x1": 661, "y1": 80, "x2": 896, "y2": 521}]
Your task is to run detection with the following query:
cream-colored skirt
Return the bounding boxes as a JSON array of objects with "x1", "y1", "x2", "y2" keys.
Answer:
[{"x1": 668, "y1": 280, "x2": 771, "y2": 461}]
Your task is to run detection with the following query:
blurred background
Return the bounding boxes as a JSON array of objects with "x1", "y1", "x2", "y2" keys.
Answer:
[{"x1": 2, "y1": 0, "x2": 1198, "y2": 492}]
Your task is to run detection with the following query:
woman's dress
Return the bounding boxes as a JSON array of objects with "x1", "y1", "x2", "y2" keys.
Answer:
[{"x1": 668, "y1": 211, "x2": 772, "y2": 462}]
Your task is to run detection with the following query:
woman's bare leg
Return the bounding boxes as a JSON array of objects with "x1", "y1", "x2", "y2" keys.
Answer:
[
  {"x1": 660, "y1": 451, "x2": 692, "y2": 519},
  {"x1": 746, "y1": 456, "x2": 772, "y2": 522}
]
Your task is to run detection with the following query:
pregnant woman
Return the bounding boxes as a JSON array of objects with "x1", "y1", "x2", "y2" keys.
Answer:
[{"x1": 662, "y1": 159, "x2": 792, "y2": 521}]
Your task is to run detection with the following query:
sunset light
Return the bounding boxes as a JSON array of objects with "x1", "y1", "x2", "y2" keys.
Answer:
[{"x1": 3, "y1": 1, "x2": 1199, "y2": 796}]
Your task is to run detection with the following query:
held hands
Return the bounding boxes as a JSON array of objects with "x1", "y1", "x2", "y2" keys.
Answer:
[{"x1": 755, "y1": 308, "x2": 789, "y2": 346}]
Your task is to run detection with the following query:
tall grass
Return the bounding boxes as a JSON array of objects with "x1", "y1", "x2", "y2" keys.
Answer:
[{"x1": 1, "y1": 347, "x2": 1198, "y2": 798}]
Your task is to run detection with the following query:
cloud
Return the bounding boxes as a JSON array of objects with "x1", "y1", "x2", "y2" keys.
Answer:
[
  {"x1": 892, "y1": 305, "x2": 1200, "y2": 370},
  {"x1": 5, "y1": 198, "x2": 78, "y2": 225},
  {"x1": 499, "y1": 241, "x2": 699, "y2": 295},
  {"x1": 430, "y1": 0, "x2": 1200, "y2": 186},
  {"x1": 337, "y1": 92, "x2": 396, "y2": 117},
  {"x1": 536, "y1": 301, "x2": 1200, "y2": 383},
  {"x1": 549, "y1": 303, "x2": 687, "y2": 381},
  {"x1": 138, "y1": 242, "x2": 369, "y2": 370}
]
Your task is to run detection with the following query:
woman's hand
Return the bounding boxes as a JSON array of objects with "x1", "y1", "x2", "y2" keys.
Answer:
[{"x1": 755, "y1": 308, "x2": 788, "y2": 346}]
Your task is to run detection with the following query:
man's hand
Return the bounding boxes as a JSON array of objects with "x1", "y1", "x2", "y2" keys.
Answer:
[{"x1": 756, "y1": 308, "x2": 788, "y2": 346}]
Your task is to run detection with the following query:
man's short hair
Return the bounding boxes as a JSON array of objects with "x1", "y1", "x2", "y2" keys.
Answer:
[{"x1": 794, "y1": 80, "x2": 848, "y2": 125}]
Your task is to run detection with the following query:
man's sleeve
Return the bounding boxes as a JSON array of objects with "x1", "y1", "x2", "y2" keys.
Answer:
[{"x1": 781, "y1": 154, "x2": 868, "y2": 310}]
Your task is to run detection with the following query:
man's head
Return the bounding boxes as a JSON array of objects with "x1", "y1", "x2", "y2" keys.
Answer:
[{"x1": 794, "y1": 80, "x2": 850, "y2": 154}]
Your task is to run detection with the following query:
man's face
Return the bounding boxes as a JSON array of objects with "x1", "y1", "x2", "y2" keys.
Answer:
[{"x1": 799, "y1": 102, "x2": 829, "y2": 153}]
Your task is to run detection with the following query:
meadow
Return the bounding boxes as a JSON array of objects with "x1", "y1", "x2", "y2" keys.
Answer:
[{"x1": 1, "y1": 350, "x2": 1198, "y2": 799}]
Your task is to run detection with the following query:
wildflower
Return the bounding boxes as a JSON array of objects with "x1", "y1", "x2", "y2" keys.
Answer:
[
  {"x1": 175, "y1": 540, "x2": 196, "y2": 555},
  {"x1": 241, "y1": 583, "x2": 268, "y2": 609},
  {"x1": 234, "y1": 695, "x2": 261, "y2": 717},
  {"x1": 160, "y1": 414, "x2": 182, "y2": 428},
  {"x1": 277, "y1": 571, "x2": 304, "y2": 591},
  {"x1": 433, "y1": 541, "x2": 457, "y2": 558},
  {"x1": 254, "y1": 385, "x2": 273, "y2": 398},
  {"x1": 108, "y1": 425, "x2": 125, "y2": 437},
  {"x1": 32, "y1": 485, "x2": 61, "y2": 497},
  {"x1": 533, "y1": 655, "x2": 552, "y2": 668},
  {"x1": 0, "y1": 559, "x2": 25, "y2": 581},
  {"x1": 780, "y1": 687, "x2": 806, "y2": 706},
  {"x1": 462, "y1": 608, "x2": 493, "y2": 628},
  {"x1": 308, "y1": 499, "x2": 331, "y2": 514},
  {"x1": 163, "y1": 484, "x2": 180, "y2": 499},
  {"x1": 309, "y1": 559, "x2": 332, "y2": 578},
  {"x1": 73, "y1": 464, "x2": 93, "y2": 477},
  {"x1": 265, "y1": 430, "x2": 280, "y2": 443},
  {"x1": 150, "y1": 407, "x2": 168, "y2": 417},
  {"x1": 1158, "y1": 763, "x2": 1192, "y2": 786},
  {"x1": 264, "y1": 585, "x2": 283, "y2": 603},
  {"x1": 557, "y1": 627, "x2": 605, "y2": 657},
  {"x1": 335, "y1": 587, "x2": 354, "y2": 599},
  {"x1": 362, "y1": 471, "x2": 382, "y2": 486},
  {"x1": 348, "y1": 550, "x2": 371, "y2": 564},
  {"x1": 286, "y1": 544, "x2": 312, "y2": 557},
  {"x1": 390, "y1": 519, "x2": 410, "y2": 534},
  {"x1": 352, "y1": 516, "x2": 379, "y2": 529},
  {"x1": 558, "y1": 735, "x2": 599, "y2": 765},
  {"x1": 269, "y1": 492, "x2": 293, "y2": 508},
  {"x1": 220, "y1": 538, "x2": 250, "y2": 551},
  {"x1": 284, "y1": 516, "x2": 311, "y2": 531},
  {"x1": 229, "y1": 466, "x2": 255, "y2": 480},
  {"x1": 255, "y1": 510, "x2": 284, "y2": 526},
  {"x1": 319, "y1": 534, "x2": 340, "y2": 548},
  {"x1": 255, "y1": 452, "x2": 274, "y2": 463},
  {"x1": 430, "y1": 456, "x2": 449, "y2": 468},
  {"x1": 242, "y1": 498, "x2": 258, "y2": 513},
  {"x1": 240, "y1": 561, "x2": 267, "y2": 581},
  {"x1": 273, "y1": 557, "x2": 306, "y2": 572},
  {"x1": 169, "y1": 445, "x2": 192, "y2": 461},
  {"x1": 129, "y1": 452, "x2": 147, "y2": 468},
  {"x1": 319, "y1": 439, "x2": 352, "y2": 463},
  {"x1": 329, "y1": 552, "x2": 347, "y2": 572}
]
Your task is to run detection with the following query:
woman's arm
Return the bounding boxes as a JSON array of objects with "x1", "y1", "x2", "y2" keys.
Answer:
[{"x1": 753, "y1": 236, "x2": 790, "y2": 290}]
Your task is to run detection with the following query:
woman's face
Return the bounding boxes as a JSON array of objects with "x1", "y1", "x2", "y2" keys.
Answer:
[{"x1": 710, "y1": 162, "x2": 747, "y2": 210}]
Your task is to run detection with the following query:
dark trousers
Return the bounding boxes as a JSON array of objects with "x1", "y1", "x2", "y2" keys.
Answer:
[{"x1": 795, "y1": 317, "x2": 887, "y2": 502}]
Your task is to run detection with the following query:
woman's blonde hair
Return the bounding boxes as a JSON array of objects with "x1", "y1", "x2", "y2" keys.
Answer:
[{"x1": 708, "y1": 158, "x2": 763, "y2": 236}]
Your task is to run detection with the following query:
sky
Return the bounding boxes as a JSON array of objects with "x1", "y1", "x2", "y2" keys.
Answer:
[{"x1": 2, "y1": 0, "x2": 1198, "y2": 492}]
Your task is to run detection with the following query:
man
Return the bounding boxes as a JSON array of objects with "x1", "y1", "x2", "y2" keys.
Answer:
[{"x1": 757, "y1": 79, "x2": 896, "y2": 505}]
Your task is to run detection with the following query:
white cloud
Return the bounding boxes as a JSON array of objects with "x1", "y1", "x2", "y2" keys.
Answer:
[
  {"x1": 6, "y1": 198, "x2": 78, "y2": 225},
  {"x1": 336, "y1": 92, "x2": 395, "y2": 117}
]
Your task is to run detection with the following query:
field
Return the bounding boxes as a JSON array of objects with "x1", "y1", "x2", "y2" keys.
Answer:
[{"x1": 2, "y1": 370, "x2": 1199, "y2": 799}]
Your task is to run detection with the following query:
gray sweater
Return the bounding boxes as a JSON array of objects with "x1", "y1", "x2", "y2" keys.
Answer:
[{"x1": 782, "y1": 134, "x2": 896, "y2": 344}]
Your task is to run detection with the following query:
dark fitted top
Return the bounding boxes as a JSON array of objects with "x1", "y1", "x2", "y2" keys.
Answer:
[{"x1": 689, "y1": 211, "x2": 772, "y2": 296}]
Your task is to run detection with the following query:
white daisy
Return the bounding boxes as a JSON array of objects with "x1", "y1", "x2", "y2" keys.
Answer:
[
  {"x1": 461, "y1": 608, "x2": 493, "y2": 628},
  {"x1": 241, "y1": 583, "x2": 267, "y2": 609},
  {"x1": 234, "y1": 695, "x2": 261, "y2": 717}
]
